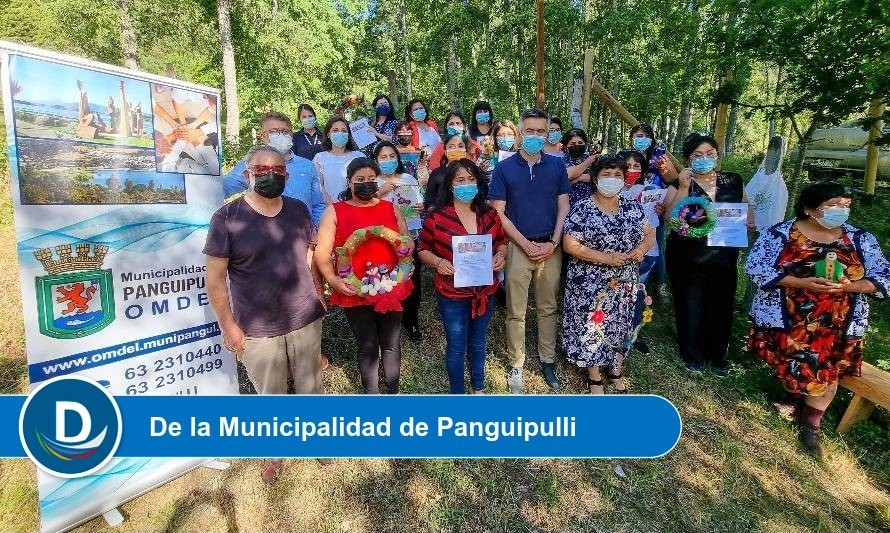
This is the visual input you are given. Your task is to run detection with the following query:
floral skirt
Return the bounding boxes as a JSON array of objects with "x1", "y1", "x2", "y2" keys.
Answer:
[{"x1": 748, "y1": 317, "x2": 863, "y2": 397}]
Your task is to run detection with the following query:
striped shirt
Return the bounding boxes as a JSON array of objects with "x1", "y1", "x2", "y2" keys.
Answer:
[{"x1": 419, "y1": 204, "x2": 506, "y2": 317}]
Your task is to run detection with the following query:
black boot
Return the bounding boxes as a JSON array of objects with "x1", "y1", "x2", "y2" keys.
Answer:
[
  {"x1": 799, "y1": 423, "x2": 824, "y2": 459},
  {"x1": 541, "y1": 362, "x2": 562, "y2": 390}
]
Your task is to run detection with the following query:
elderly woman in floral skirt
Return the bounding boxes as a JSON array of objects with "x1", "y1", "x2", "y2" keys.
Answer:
[{"x1": 746, "y1": 182, "x2": 889, "y2": 458}]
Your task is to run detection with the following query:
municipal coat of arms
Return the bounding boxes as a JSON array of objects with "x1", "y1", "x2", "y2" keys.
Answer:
[{"x1": 34, "y1": 243, "x2": 115, "y2": 339}]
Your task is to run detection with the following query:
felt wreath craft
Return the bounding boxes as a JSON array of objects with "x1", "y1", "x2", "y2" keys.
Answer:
[
  {"x1": 335, "y1": 225, "x2": 414, "y2": 312},
  {"x1": 669, "y1": 196, "x2": 717, "y2": 238},
  {"x1": 586, "y1": 278, "x2": 654, "y2": 354}
]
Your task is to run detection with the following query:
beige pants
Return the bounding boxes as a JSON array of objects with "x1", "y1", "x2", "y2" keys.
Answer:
[
  {"x1": 505, "y1": 242, "x2": 562, "y2": 367},
  {"x1": 241, "y1": 318, "x2": 324, "y2": 394}
]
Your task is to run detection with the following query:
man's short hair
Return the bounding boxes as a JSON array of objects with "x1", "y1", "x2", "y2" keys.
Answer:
[
  {"x1": 259, "y1": 111, "x2": 293, "y2": 131},
  {"x1": 245, "y1": 144, "x2": 285, "y2": 165},
  {"x1": 518, "y1": 108, "x2": 549, "y2": 131}
]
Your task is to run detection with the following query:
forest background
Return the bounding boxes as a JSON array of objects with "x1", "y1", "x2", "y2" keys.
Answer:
[{"x1": 0, "y1": 1, "x2": 889, "y2": 532}]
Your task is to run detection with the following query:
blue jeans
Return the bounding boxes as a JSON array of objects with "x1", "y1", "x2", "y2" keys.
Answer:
[
  {"x1": 435, "y1": 294, "x2": 495, "y2": 393},
  {"x1": 633, "y1": 255, "x2": 658, "y2": 328},
  {"x1": 653, "y1": 224, "x2": 667, "y2": 284}
]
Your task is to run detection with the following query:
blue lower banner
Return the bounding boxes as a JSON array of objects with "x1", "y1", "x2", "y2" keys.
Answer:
[{"x1": 4, "y1": 392, "x2": 682, "y2": 461}]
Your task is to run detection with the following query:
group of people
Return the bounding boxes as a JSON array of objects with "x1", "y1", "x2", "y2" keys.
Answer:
[{"x1": 206, "y1": 98, "x2": 889, "y2": 482}]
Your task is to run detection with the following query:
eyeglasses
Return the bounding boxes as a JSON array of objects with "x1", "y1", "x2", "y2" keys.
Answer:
[
  {"x1": 265, "y1": 128, "x2": 292, "y2": 135},
  {"x1": 250, "y1": 165, "x2": 286, "y2": 175}
]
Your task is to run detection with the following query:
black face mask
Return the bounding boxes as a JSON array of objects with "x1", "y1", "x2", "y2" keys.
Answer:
[
  {"x1": 353, "y1": 181, "x2": 379, "y2": 201},
  {"x1": 253, "y1": 172, "x2": 286, "y2": 199},
  {"x1": 397, "y1": 134, "x2": 413, "y2": 146},
  {"x1": 566, "y1": 145, "x2": 586, "y2": 159}
]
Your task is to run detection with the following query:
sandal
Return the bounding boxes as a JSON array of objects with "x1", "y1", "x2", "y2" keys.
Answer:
[
  {"x1": 605, "y1": 370, "x2": 628, "y2": 394},
  {"x1": 586, "y1": 376, "x2": 604, "y2": 395}
]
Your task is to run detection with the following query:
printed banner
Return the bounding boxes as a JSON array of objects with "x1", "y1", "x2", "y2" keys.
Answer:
[
  {"x1": 0, "y1": 41, "x2": 237, "y2": 533},
  {"x1": 0, "y1": 393, "x2": 683, "y2": 459}
]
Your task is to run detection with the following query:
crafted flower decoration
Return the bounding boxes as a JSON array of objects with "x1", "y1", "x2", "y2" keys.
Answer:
[
  {"x1": 668, "y1": 196, "x2": 717, "y2": 238},
  {"x1": 584, "y1": 277, "x2": 655, "y2": 353},
  {"x1": 333, "y1": 94, "x2": 369, "y2": 120}
]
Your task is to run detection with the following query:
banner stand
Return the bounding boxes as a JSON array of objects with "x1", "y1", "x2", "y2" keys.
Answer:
[
  {"x1": 96, "y1": 460, "x2": 230, "y2": 528},
  {"x1": 0, "y1": 40, "x2": 238, "y2": 533}
]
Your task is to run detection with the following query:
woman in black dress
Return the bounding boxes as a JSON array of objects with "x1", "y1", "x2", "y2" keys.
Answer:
[{"x1": 662, "y1": 133, "x2": 754, "y2": 374}]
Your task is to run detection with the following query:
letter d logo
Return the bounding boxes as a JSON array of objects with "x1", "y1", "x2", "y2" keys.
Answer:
[
  {"x1": 56, "y1": 401, "x2": 91, "y2": 443},
  {"x1": 20, "y1": 376, "x2": 122, "y2": 478}
]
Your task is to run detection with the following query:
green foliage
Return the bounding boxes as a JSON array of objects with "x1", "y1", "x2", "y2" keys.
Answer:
[{"x1": 0, "y1": 0, "x2": 887, "y2": 160}]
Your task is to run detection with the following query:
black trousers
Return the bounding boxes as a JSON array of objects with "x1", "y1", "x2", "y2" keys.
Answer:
[
  {"x1": 401, "y1": 242, "x2": 422, "y2": 330},
  {"x1": 665, "y1": 242, "x2": 738, "y2": 367},
  {"x1": 344, "y1": 306, "x2": 402, "y2": 394}
]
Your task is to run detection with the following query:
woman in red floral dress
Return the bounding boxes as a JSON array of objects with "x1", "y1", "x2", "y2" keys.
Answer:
[{"x1": 746, "y1": 183, "x2": 889, "y2": 458}]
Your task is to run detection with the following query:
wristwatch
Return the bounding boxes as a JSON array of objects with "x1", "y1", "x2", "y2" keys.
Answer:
[{"x1": 548, "y1": 239, "x2": 559, "y2": 247}]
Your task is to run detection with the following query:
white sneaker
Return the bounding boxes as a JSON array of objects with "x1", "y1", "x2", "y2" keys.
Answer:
[{"x1": 507, "y1": 367, "x2": 524, "y2": 394}]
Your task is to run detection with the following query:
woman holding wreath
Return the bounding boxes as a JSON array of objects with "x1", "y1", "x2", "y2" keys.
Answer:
[
  {"x1": 746, "y1": 182, "x2": 889, "y2": 457},
  {"x1": 418, "y1": 159, "x2": 507, "y2": 394},
  {"x1": 562, "y1": 156, "x2": 654, "y2": 394},
  {"x1": 315, "y1": 158, "x2": 414, "y2": 394},
  {"x1": 662, "y1": 133, "x2": 754, "y2": 374}
]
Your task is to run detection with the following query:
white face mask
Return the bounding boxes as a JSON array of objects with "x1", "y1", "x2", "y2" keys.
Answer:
[
  {"x1": 267, "y1": 132, "x2": 293, "y2": 154},
  {"x1": 597, "y1": 177, "x2": 624, "y2": 198}
]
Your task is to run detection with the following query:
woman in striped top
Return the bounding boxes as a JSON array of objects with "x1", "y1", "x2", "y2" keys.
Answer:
[{"x1": 418, "y1": 159, "x2": 507, "y2": 394}]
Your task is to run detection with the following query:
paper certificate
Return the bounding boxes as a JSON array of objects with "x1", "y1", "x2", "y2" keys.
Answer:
[
  {"x1": 708, "y1": 202, "x2": 750, "y2": 248},
  {"x1": 349, "y1": 118, "x2": 377, "y2": 149},
  {"x1": 640, "y1": 187, "x2": 668, "y2": 206},
  {"x1": 451, "y1": 234, "x2": 494, "y2": 288}
]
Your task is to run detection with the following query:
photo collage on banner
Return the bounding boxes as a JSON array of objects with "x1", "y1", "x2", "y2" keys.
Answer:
[{"x1": 0, "y1": 42, "x2": 237, "y2": 533}]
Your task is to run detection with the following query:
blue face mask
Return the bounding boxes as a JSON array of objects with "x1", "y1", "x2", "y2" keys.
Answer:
[
  {"x1": 548, "y1": 131, "x2": 561, "y2": 144},
  {"x1": 446, "y1": 125, "x2": 464, "y2": 136},
  {"x1": 378, "y1": 159, "x2": 399, "y2": 175},
  {"x1": 691, "y1": 156, "x2": 718, "y2": 174},
  {"x1": 814, "y1": 207, "x2": 850, "y2": 229},
  {"x1": 412, "y1": 108, "x2": 427, "y2": 121},
  {"x1": 633, "y1": 136, "x2": 652, "y2": 151},
  {"x1": 497, "y1": 135, "x2": 515, "y2": 150},
  {"x1": 475, "y1": 111, "x2": 491, "y2": 123},
  {"x1": 301, "y1": 116, "x2": 317, "y2": 129},
  {"x1": 377, "y1": 104, "x2": 391, "y2": 116},
  {"x1": 521, "y1": 135, "x2": 546, "y2": 155},
  {"x1": 330, "y1": 131, "x2": 349, "y2": 148},
  {"x1": 453, "y1": 183, "x2": 478, "y2": 202}
]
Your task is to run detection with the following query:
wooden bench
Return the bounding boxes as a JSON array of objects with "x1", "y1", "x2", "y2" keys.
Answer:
[{"x1": 837, "y1": 361, "x2": 890, "y2": 433}]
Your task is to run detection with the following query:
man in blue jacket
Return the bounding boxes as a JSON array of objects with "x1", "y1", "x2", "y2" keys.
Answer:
[{"x1": 223, "y1": 111, "x2": 326, "y2": 226}]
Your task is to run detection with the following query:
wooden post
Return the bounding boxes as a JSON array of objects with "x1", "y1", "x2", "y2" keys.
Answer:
[
  {"x1": 581, "y1": 48, "x2": 594, "y2": 130},
  {"x1": 864, "y1": 98, "x2": 885, "y2": 196},
  {"x1": 590, "y1": 76, "x2": 683, "y2": 171},
  {"x1": 714, "y1": 71, "x2": 732, "y2": 169},
  {"x1": 535, "y1": 0, "x2": 545, "y2": 109}
]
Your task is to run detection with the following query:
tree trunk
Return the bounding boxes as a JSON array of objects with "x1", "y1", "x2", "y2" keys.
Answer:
[
  {"x1": 674, "y1": 95, "x2": 691, "y2": 154},
  {"x1": 387, "y1": 70, "x2": 399, "y2": 110},
  {"x1": 398, "y1": 0, "x2": 413, "y2": 100},
  {"x1": 116, "y1": 0, "x2": 139, "y2": 70},
  {"x1": 725, "y1": 103, "x2": 739, "y2": 156},
  {"x1": 217, "y1": 0, "x2": 240, "y2": 148},
  {"x1": 785, "y1": 119, "x2": 819, "y2": 216}
]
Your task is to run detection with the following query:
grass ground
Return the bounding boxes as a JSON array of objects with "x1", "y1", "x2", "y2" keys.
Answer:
[{"x1": 1, "y1": 158, "x2": 888, "y2": 532}]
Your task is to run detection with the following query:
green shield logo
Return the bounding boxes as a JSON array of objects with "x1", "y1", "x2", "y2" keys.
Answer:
[{"x1": 36, "y1": 269, "x2": 115, "y2": 339}]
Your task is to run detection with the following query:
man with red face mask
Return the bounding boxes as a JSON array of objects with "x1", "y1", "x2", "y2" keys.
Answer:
[{"x1": 205, "y1": 145, "x2": 328, "y2": 483}]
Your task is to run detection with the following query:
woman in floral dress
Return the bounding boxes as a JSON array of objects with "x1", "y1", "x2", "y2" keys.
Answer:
[
  {"x1": 746, "y1": 182, "x2": 889, "y2": 458},
  {"x1": 563, "y1": 156, "x2": 654, "y2": 394}
]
